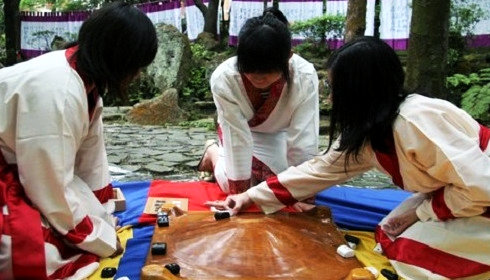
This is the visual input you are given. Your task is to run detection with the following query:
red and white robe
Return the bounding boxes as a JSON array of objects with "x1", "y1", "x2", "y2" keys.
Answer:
[
  {"x1": 210, "y1": 54, "x2": 319, "y2": 194},
  {"x1": 0, "y1": 48, "x2": 117, "y2": 279},
  {"x1": 246, "y1": 94, "x2": 490, "y2": 279}
]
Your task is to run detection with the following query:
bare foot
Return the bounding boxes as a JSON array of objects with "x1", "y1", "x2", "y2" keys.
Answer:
[
  {"x1": 383, "y1": 208, "x2": 419, "y2": 236},
  {"x1": 198, "y1": 143, "x2": 218, "y2": 172}
]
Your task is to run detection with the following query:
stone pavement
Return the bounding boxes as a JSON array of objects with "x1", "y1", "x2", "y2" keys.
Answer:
[{"x1": 104, "y1": 121, "x2": 394, "y2": 188}]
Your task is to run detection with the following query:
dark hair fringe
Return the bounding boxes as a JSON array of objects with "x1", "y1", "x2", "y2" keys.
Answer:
[
  {"x1": 325, "y1": 36, "x2": 408, "y2": 169},
  {"x1": 236, "y1": 8, "x2": 291, "y2": 82},
  {"x1": 70, "y1": 1, "x2": 158, "y2": 102}
]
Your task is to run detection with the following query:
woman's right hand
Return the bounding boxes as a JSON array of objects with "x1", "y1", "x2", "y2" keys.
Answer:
[{"x1": 205, "y1": 192, "x2": 253, "y2": 216}]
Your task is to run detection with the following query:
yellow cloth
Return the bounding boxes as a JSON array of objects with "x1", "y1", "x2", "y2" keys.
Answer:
[
  {"x1": 344, "y1": 230, "x2": 403, "y2": 280},
  {"x1": 88, "y1": 226, "x2": 133, "y2": 280}
]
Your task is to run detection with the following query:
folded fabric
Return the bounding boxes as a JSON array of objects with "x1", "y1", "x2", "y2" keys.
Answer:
[{"x1": 316, "y1": 186, "x2": 411, "y2": 231}]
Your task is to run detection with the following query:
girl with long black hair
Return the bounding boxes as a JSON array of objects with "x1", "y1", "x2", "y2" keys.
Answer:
[{"x1": 208, "y1": 36, "x2": 490, "y2": 280}]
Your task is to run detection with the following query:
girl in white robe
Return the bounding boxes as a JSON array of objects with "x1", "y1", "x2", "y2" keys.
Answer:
[
  {"x1": 0, "y1": 3, "x2": 157, "y2": 279},
  {"x1": 198, "y1": 8, "x2": 319, "y2": 195},
  {"x1": 207, "y1": 37, "x2": 490, "y2": 280}
]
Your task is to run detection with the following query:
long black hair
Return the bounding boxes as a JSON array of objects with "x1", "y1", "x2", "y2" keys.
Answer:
[
  {"x1": 70, "y1": 2, "x2": 157, "y2": 101},
  {"x1": 326, "y1": 36, "x2": 408, "y2": 164},
  {"x1": 236, "y1": 7, "x2": 291, "y2": 81}
]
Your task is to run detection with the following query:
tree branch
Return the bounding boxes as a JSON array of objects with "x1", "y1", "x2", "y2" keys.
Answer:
[{"x1": 192, "y1": 0, "x2": 208, "y2": 16}]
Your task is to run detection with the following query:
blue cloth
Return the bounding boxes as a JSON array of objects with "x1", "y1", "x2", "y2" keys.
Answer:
[
  {"x1": 114, "y1": 225, "x2": 154, "y2": 280},
  {"x1": 315, "y1": 186, "x2": 411, "y2": 231},
  {"x1": 113, "y1": 181, "x2": 151, "y2": 226},
  {"x1": 113, "y1": 181, "x2": 154, "y2": 279}
]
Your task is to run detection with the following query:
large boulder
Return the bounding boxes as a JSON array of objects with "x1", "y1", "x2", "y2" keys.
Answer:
[
  {"x1": 127, "y1": 88, "x2": 186, "y2": 125},
  {"x1": 147, "y1": 24, "x2": 192, "y2": 93},
  {"x1": 195, "y1": 32, "x2": 220, "y2": 50}
]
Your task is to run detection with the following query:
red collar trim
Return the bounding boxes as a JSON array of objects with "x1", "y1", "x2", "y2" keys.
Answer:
[
  {"x1": 65, "y1": 46, "x2": 98, "y2": 121},
  {"x1": 241, "y1": 74, "x2": 286, "y2": 127}
]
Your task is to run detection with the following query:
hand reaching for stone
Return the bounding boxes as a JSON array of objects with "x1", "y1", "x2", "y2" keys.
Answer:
[
  {"x1": 382, "y1": 208, "x2": 419, "y2": 236},
  {"x1": 205, "y1": 192, "x2": 253, "y2": 216}
]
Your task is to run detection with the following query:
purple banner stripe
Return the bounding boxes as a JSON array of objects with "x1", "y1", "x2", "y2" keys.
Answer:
[
  {"x1": 228, "y1": 35, "x2": 238, "y2": 46},
  {"x1": 280, "y1": 0, "x2": 322, "y2": 2},
  {"x1": 382, "y1": 38, "x2": 409, "y2": 50},
  {"x1": 468, "y1": 34, "x2": 490, "y2": 48},
  {"x1": 184, "y1": 0, "x2": 209, "y2": 6},
  {"x1": 20, "y1": 49, "x2": 48, "y2": 59},
  {"x1": 232, "y1": 0, "x2": 267, "y2": 2},
  {"x1": 138, "y1": 1, "x2": 180, "y2": 12}
]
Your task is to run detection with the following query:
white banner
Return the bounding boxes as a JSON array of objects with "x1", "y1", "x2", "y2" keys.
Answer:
[
  {"x1": 228, "y1": 0, "x2": 269, "y2": 45},
  {"x1": 144, "y1": 2, "x2": 182, "y2": 31},
  {"x1": 20, "y1": 13, "x2": 87, "y2": 57},
  {"x1": 185, "y1": 0, "x2": 206, "y2": 40}
]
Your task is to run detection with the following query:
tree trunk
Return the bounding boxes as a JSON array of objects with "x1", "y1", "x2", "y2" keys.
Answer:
[
  {"x1": 4, "y1": 0, "x2": 21, "y2": 66},
  {"x1": 405, "y1": 0, "x2": 450, "y2": 99},
  {"x1": 193, "y1": 0, "x2": 219, "y2": 37},
  {"x1": 203, "y1": 0, "x2": 219, "y2": 36},
  {"x1": 344, "y1": 0, "x2": 366, "y2": 43}
]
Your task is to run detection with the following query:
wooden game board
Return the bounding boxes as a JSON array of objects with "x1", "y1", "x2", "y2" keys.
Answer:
[{"x1": 142, "y1": 207, "x2": 362, "y2": 279}]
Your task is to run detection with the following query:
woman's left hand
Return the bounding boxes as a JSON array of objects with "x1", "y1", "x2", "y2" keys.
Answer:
[{"x1": 382, "y1": 208, "x2": 419, "y2": 236}]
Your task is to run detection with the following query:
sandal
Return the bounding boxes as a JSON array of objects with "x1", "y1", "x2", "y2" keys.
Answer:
[{"x1": 197, "y1": 140, "x2": 218, "y2": 182}]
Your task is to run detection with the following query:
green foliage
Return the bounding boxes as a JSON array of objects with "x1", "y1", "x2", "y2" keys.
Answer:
[
  {"x1": 450, "y1": 0, "x2": 486, "y2": 37},
  {"x1": 447, "y1": 0, "x2": 488, "y2": 73},
  {"x1": 290, "y1": 14, "x2": 345, "y2": 60},
  {"x1": 290, "y1": 14, "x2": 345, "y2": 45},
  {"x1": 182, "y1": 43, "x2": 214, "y2": 101},
  {"x1": 20, "y1": 0, "x2": 51, "y2": 11},
  {"x1": 447, "y1": 68, "x2": 490, "y2": 123}
]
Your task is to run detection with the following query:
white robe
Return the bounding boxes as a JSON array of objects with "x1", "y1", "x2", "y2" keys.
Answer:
[
  {"x1": 0, "y1": 50, "x2": 117, "y2": 279},
  {"x1": 210, "y1": 54, "x2": 319, "y2": 193},
  {"x1": 246, "y1": 94, "x2": 490, "y2": 279}
]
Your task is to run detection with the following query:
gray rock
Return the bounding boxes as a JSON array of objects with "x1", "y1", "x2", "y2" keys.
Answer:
[
  {"x1": 144, "y1": 163, "x2": 173, "y2": 174},
  {"x1": 147, "y1": 24, "x2": 192, "y2": 92},
  {"x1": 155, "y1": 153, "x2": 191, "y2": 162}
]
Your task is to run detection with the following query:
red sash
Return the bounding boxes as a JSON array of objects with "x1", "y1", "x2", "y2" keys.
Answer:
[{"x1": 0, "y1": 153, "x2": 47, "y2": 279}]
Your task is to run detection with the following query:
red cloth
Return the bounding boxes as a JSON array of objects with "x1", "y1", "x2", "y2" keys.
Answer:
[
  {"x1": 138, "y1": 180, "x2": 260, "y2": 224},
  {"x1": 138, "y1": 180, "x2": 296, "y2": 224}
]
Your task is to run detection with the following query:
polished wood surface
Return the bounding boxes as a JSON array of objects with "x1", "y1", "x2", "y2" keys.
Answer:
[{"x1": 143, "y1": 207, "x2": 361, "y2": 280}]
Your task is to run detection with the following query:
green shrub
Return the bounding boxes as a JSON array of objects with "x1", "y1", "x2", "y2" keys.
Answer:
[
  {"x1": 447, "y1": 68, "x2": 490, "y2": 124},
  {"x1": 447, "y1": 0, "x2": 487, "y2": 73},
  {"x1": 181, "y1": 43, "x2": 215, "y2": 101},
  {"x1": 290, "y1": 14, "x2": 344, "y2": 61}
]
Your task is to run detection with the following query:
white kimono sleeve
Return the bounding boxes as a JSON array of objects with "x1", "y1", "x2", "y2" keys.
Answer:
[
  {"x1": 212, "y1": 78, "x2": 254, "y2": 188},
  {"x1": 396, "y1": 114, "x2": 490, "y2": 222},
  {"x1": 286, "y1": 72, "x2": 319, "y2": 166},
  {"x1": 247, "y1": 140, "x2": 373, "y2": 214},
  {"x1": 75, "y1": 99, "x2": 115, "y2": 217},
  {"x1": 15, "y1": 77, "x2": 117, "y2": 257}
]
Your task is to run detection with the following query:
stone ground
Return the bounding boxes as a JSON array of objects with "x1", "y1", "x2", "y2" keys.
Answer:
[{"x1": 104, "y1": 107, "x2": 394, "y2": 188}]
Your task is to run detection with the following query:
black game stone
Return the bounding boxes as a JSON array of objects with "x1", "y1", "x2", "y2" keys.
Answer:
[
  {"x1": 100, "y1": 267, "x2": 117, "y2": 278},
  {"x1": 151, "y1": 242, "x2": 167, "y2": 255},
  {"x1": 381, "y1": 269, "x2": 399, "y2": 280},
  {"x1": 165, "y1": 263, "x2": 181, "y2": 275},
  {"x1": 344, "y1": 234, "x2": 360, "y2": 245},
  {"x1": 157, "y1": 215, "x2": 169, "y2": 227},
  {"x1": 214, "y1": 211, "x2": 231, "y2": 220}
]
